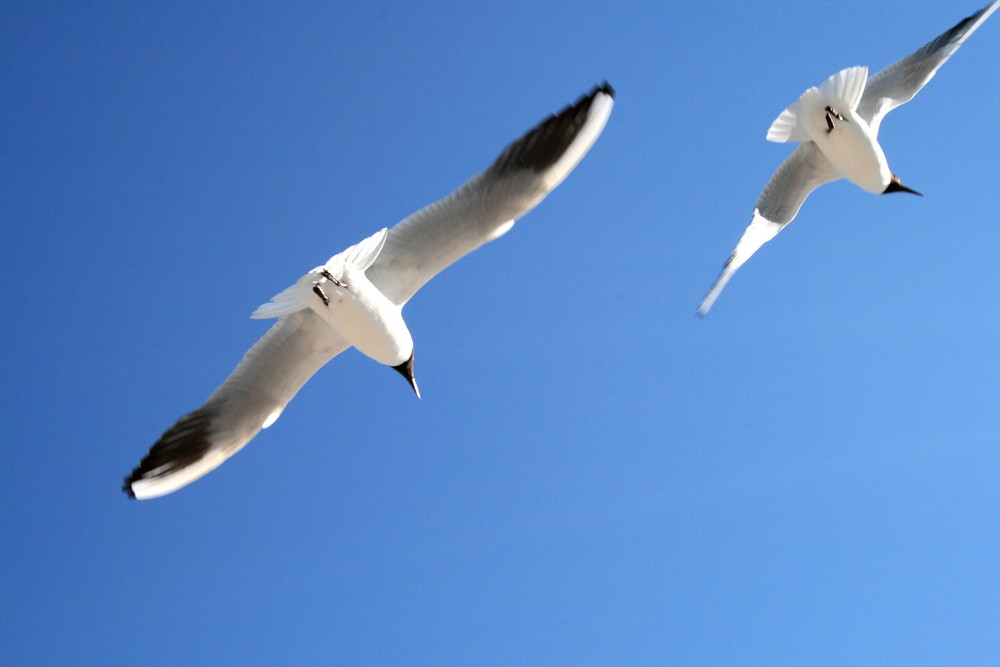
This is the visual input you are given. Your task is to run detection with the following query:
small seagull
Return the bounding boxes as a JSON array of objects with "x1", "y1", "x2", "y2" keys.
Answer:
[
  {"x1": 698, "y1": 1, "x2": 997, "y2": 316},
  {"x1": 124, "y1": 83, "x2": 614, "y2": 499}
]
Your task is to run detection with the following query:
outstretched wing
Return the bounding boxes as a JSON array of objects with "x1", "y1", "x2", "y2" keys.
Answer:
[
  {"x1": 366, "y1": 83, "x2": 615, "y2": 305},
  {"x1": 124, "y1": 310, "x2": 349, "y2": 499},
  {"x1": 698, "y1": 142, "x2": 839, "y2": 315},
  {"x1": 858, "y1": 1, "x2": 998, "y2": 135}
]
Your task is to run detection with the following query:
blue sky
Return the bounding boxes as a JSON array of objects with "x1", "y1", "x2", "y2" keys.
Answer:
[{"x1": 2, "y1": 1, "x2": 998, "y2": 663}]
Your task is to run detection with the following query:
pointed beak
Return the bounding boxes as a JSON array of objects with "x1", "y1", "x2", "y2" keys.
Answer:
[
  {"x1": 883, "y1": 174, "x2": 922, "y2": 196},
  {"x1": 392, "y1": 353, "x2": 421, "y2": 400},
  {"x1": 407, "y1": 376, "x2": 421, "y2": 400}
]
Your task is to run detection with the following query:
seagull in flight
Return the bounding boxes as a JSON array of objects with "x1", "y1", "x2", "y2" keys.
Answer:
[
  {"x1": 124, "y1": 83, "x2": 614, "y2": 499},
  {"x1": 698, "y1": 1, "x2": 997, "y2": 316}
]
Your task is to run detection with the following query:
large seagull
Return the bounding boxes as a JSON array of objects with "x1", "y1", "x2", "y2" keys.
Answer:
[
  {"x1": 124, "y1": 83, "x2": 614, "y2": 499},
  {"x1": 699, "y1": 2, "x2": 997, "y2": 316}
]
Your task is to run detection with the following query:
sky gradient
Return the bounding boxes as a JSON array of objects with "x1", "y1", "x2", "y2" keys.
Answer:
[{"x1": 2, "y1": 1, "x2": 999, "y2": 664}]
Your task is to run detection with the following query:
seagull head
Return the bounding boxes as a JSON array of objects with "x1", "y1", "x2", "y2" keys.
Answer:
[
  {"x1": 883, "y1": 174, "x2": 922, "y2": 196},
  {"x1": 392, "y1": 352, "x2": 421, "y2": 400}
]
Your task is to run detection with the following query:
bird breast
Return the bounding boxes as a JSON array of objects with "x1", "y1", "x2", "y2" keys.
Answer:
[
  {"x1": 307, "y1": 271, "x2": 413, "y2": 367},
  {"x1": 802, "y1": 101, "x2": 891, "y2": 194}
]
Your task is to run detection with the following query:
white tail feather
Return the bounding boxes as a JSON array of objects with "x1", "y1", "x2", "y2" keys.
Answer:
[
  {"x1": 326, "y1": 227, "x2": 387, "y2": 274},
  {"x1": 819, "y1": 65, "x2": 868, "y2": 110},
  {"x1": 251, "y1": 280, "x2": 312, "y2": 319},
  {"x1": 767, "y1": 102, "x2": 810, "y2": 142},
  {"x1": 767, "y1": 66, "x2": 869, "y2": 143},
  {"x1": 251, "y1": 228, "x2": 390, "y2": 320}
]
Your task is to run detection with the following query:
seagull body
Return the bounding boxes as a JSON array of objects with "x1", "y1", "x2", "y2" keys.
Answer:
[
  {"x1": 124, "y1": 83, "x2": 615, "y2": 499},
  {"x1": 698, "y1": 1, "x2": 998, "y2": 316},
  {"x1": 249, "y1": 227, "x2": 418, "y2": 396},
  {"x1": 770, "y1": 66, "x2": 891, "y2": 193}
]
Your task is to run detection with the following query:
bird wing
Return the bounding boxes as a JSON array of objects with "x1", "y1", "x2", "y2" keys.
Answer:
[
  {"x1": 125, "y1": 310, "x2": 349, "y2": 499},
  {"x1": 365, "y1": 83, "x2": 615, "y2": 306},
  {"x1": 858, "y1": 1, "x2": 998, "y2": 136},
  {"x1": 698, "y1": 142, "x2": 840, "y2": 315}
]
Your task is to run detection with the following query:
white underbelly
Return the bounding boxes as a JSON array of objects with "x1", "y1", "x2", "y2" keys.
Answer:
[
  {"x1": 310, "y1": 281, "x2": 412, "y2": 367},
  {"x1": 805, "y1": 105, "x2": 890, "y2": 194}
]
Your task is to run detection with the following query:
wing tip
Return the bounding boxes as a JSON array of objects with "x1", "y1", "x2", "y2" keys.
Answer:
[
  {"x1": 697, "y1": 268, "x2": 732, "y2": 317},
  {"x1": 122, "y1": 406, "x2": 216, "y2": 500},
  {"x1": 490, "y1": 81, "x2": 614, "y2": 177}
]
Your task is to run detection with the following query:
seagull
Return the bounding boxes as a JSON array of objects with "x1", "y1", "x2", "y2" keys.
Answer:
[
  {"x1": 698, "y1": 1, "x2": 997, "y2": 316},
  {"x1": 124, "y1": 83, "x2": 614, "y2": 499}
]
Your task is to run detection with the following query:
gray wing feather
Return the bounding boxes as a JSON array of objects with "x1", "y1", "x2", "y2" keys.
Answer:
[
  {"x1": 858, "y1": 1, "x2": 999, "y2": 134},
  {"x1": 124, "y1": 310, "x2": 348, "y2": 498},
  {"x1": 366, "y1": 83, "x2": 615, "y2": 305},
  {"x1": 698, "y1": 143, "x2": 839, "y2": 315},
  {"x1": 756, "y1": 142, "x2": 840, "y2": 226}
]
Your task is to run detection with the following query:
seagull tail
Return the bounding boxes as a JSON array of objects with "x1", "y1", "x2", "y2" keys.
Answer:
[
  {"x1": 251, "y1": 281, "x2": 310, "y2": 319},
  {"x1": 324, "y1": 227, "x2": 388, "y2": 276},
  {"x1": 817, "y1": 65, "x2": 868, "y2": 110},
  {"x1": 338, "y1": 227, "x2": 387, "y2": 272},
  {"x1": 252, "y1": 228, "x2": 391, "y2": 320},
  {"x1": 766, "y1": 101, "x2": 811, "y2": 143},
  {"x1": 767, "y1": 66, "x2": 868, "y2": 143}
]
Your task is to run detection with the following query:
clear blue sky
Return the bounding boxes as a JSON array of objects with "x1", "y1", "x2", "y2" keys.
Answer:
[{"x1": 2, "y1": 1, "x2": 999, "y2": 663}]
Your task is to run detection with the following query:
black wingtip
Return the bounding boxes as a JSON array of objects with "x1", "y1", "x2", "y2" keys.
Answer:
[
  {"x1": 122, "y1": 407, "x2": 215, "y2": 498},
  {"x1": 491, "y1": 82, "x2": 613, "y2": 176},
  {"x1": 913, "y1": 2, "x2": 997, "y2": 68}
]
